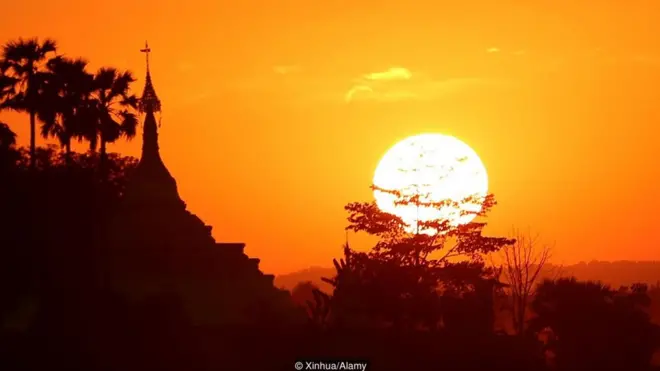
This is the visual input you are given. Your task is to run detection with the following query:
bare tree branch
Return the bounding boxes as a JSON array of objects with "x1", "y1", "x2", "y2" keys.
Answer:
[{"x1": 495, "y1": 228, "x2": 553, "y2": 335}]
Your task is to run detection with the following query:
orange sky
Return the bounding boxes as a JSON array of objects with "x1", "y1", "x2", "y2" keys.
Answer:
[{"x1": 2, "y1": 0, "x2": 660, "y2": 274}]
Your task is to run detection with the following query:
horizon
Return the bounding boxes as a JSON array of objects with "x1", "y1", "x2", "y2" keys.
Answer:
[
  {"x1": 278, "y1": 259, "x2": 660, "y2": 276},
  {"x1": 2, "y1": 0, "x2": 660, "y2": 275}
]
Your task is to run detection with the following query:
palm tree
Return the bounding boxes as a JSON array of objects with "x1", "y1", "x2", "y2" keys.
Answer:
[
  {"x1": 39, "y1": 56, "x2": 94, "y2": 162},
  {"x1": 0, "y1": 75, "x2": 17, "y2": 148},
  {"x1": 0, "y1": 122, "x2": 16, "y2": 149},
  {"x1": 87, "y1": 67, "x2": 138, "y2": 171},
  {"x1": 0, "y1": 37, "x2": 58, "y2": 168},
  {"x1": 0, "y1": 122, "x2": 18, "y2": 170},
  {"x1": 0, "y1": 74, "x2": 16, "y2": 103}
]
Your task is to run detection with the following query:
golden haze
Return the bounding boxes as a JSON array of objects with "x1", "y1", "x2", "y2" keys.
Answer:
[{"x1": 2, "y1": 0, "x2": 660, "y2": 274}]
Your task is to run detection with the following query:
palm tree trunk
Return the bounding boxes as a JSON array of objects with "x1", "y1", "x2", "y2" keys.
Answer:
[
  {"x1": 29, "y1": 110, "x2": 36, "y2": 169},
  {"x1": 99, "y1": 138, "x2": 107, "y2": 176}
]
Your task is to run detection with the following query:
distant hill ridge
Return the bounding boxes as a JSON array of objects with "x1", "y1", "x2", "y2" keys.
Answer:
[{"x1": 275, "y1": 260, "x2": 660, "y2": 292}]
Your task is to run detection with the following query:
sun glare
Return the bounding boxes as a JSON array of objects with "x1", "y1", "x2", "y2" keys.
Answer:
[{"x1": 373, "y1": 133, "x2": 489, "y2": 234}]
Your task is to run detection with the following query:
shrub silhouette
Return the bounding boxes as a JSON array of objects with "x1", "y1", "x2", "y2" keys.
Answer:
[{"x1": 529, "y1": 277, "x2": 660, "y2": 370}]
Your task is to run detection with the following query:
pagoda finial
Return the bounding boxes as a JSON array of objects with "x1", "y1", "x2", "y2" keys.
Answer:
[
  {"x1": 139, "y1": 41, "x2": 161, "y2": 113},
  {"x1": 140, "y1": 41, "x2": 151, "y2": 73}
]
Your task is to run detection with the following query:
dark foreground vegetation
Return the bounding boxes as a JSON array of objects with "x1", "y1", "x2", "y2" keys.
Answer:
[
  {"x1": 1, "y1": 37, "x2": 660, "y2": 371},
  {"x1": 1, "y1": 144, "x2": 659, "y2": 371}
]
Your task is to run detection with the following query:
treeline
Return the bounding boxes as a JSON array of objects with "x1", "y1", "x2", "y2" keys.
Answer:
[
  {"x1": 284, "y1": 190, "x2": 660, "y2": 370},
  {"x1": 277, "y1": 261, "x2": 660, "y2": 296},
  {"x1": 0, "y1": 37, "x2": 141, "y2": 331},
  {"x1": 0, "y1": 37, "x2": 139, "y2": 169}
]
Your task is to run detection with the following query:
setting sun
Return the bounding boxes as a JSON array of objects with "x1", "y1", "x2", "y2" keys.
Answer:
[{"x1": 372, "y1": 133, "x2": 489, "y2": 232}]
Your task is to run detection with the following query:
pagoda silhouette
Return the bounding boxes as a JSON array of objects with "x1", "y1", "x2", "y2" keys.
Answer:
[{"x1": 98, "y1": 43, "x2": 300, "y2": 326}]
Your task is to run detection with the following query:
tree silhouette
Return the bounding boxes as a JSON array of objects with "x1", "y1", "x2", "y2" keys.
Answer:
[
  {"x1": 0, "y1": 73, "x2": 16, "y2": 102},
  {"x1": 319, "y1": 179, "x2": 515, "y2": 333},
  {"x1": 321, "y1": 243, "x2": 386, "y2": 328},
  {"x1": 304, "y1": 287, "x2": 331, "y2": 327},
  {"x1": 649, "y1": 283, "x2": 660, "y2": 325},
  {"x1": 0, "y1": 122, "x2": 18, "y2": 172},
  {"x1": 0, "y1": 122, "x2": 16, "y2": 149},
  {"x1": 496, "y1": 229, "x2": 553, "y2": 335},
  {"x1": 442, "y1": 268, "x2": 508, "y2": 336},
  {"x1": 0, "y1": 147, "x2": 136, "y2": 349},
  {"x1": 346, "y1": 186, "x2": 511, "y2": 267},
  {"x1": 39, "y1": 56, "x2": 94, "y2": 163},
  {"x1": 87, "y1": 67, "x2": 138, "y2": 172},
  {"x1": 290, "y1": 281, "x2": 318, "y2": 315},
  {"x1": 0, "y1": 37, "x2": 57, "y2": 168},
  {"x1": 529, "y1": 278, "x2": 660, "y2": 370}
]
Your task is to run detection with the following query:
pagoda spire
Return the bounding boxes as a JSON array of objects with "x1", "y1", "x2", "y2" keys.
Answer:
[
  {"x1": 124, "y1": 41, "x2": 184, "y2": 209},
  {"x1": 138, "y1": 41, "x2": 162, "y2": 163},
  {"x1": 139, "y1": 41, "x2": 161, "y2": 114}
]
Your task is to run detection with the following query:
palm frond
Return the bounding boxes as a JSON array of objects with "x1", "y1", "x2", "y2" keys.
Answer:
[
  {"x1": 101, "y1": 115, "x2": 122, "y2": 143},
  {"x1": 40, "y1": 38, "x2": 58, "y2": 55},
  {"x1": 0, "y1": 122, "x2": 16, "y2": 148},
  {"x1": 121, "y1": 94, "x2": 139, "y2": 109},
  {"x1": 119, "y1": 111, "x2": 138, "y2": 139},
  {"x1": 0, "y1": 74, "x2": 18, "y2": 99},
  {"x1": 93, "y1": 68, "x2": 116, "y2": 91},
  {"x1": 111, "y1": 70, "x2": 135, "y2": 98},
  {"x1": 1, "y1": 92, "x2": 27, "y2": 112},
  {"x1": 87, "y1": 66, "x2": 139, "y2": 148},
  {"x1": 2, "y1": 37, "x2": 57, "y2": 68}
]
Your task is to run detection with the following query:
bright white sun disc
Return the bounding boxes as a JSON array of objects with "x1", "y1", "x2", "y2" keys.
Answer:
[{"x1": 373, "y1": 133, "x2": 488, "y2": 233}]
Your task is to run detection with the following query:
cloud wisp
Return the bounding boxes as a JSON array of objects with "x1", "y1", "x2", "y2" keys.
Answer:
[
  {"x1": 363, "y1": 67, "x2": 412, "y2": 81},
  {"x1": 345, "y1": 66, "x2": 495, "y2": 103},
  {"x1": 232, "y1": 64, "x2": 502, "y2": 105},
  {"x1": 345, "y1": 67, "x2": 412, "y2": 103},
  {"x1": 344, "y1": 85, "x2": 374, "y2": 103}
]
